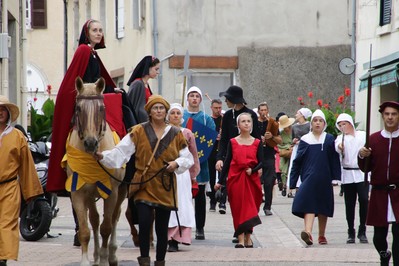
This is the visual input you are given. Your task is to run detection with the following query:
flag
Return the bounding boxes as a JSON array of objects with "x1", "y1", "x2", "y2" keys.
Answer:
[{"x1": 186, "y1": 117, "x2": 218, "y2": 163}]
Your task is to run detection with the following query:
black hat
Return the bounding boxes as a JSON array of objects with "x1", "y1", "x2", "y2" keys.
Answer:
[
  {"x1": 378, "y1": 101, "x2": 399, "y2": 113},
  {"x1": 219, "y1": 85, "x2": 247, "y2": 104}
]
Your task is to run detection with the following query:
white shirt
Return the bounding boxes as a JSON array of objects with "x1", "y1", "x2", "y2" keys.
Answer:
[
  {"x1": 100, "y1": 125, "x2": 193, "y2": 175},
  {"x1": 335, "y1": 130, "x2": 366, "y2": 184}
]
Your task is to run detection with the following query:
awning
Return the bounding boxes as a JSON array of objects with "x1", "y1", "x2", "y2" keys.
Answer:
[{"x1": 359, "y1": 63, "x2": 399, "y2": 91}]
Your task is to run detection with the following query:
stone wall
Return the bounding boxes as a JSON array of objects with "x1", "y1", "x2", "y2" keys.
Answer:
[{"x1": 238, "y1": 45, "x2": 351, "y2": 118}]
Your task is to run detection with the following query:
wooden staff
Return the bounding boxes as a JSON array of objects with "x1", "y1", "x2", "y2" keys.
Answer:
[
  {"x1": 204, "y1": 93, "x2": 212, "y2": 102},
  {"x1": 180, "y1": 50, "x2": 190, "y2": 107},
  {"x1": 364, "y1": 44, "x2": 373, "y2": 184}
]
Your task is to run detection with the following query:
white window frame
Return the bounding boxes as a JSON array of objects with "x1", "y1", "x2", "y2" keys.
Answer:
[{"x1": 116, "y1": 0, "x2": 125, "y2": 39}]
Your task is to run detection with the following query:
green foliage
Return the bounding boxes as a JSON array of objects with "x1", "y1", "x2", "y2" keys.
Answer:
[
  {"x1": 297, "y1": 87, "x2": 356, "y2": 138},
  {"x1": 319, "y1": 106, "x2": 356, "y2": 138},
  {"x1": 28, "y1": 98, "x2": 55, "y2": 142}
]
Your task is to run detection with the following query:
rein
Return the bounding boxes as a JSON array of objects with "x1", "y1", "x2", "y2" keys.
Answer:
[
  {"x1": 96, "y1": 160, "x2": 168, "y2": 186},
  {"x1": 74, "y1": 95, "x2": 106, "y2": 142}
]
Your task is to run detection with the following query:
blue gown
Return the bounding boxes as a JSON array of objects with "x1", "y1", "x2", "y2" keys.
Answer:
[{"x1": 289, "y1": 132, "x2": 341, "y2": 218}]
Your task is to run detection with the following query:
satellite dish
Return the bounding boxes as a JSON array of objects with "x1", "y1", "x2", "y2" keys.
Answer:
[{"x1": 339, "y1": 57, "x2": 356, "y2": 75}]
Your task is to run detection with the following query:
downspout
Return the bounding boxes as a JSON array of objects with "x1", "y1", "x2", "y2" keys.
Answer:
[
  {"x1": 64, "y1": 0, "x2": 68, "y2": 74},
  {"x1": 152, "y1": 0, "x2": 161, "y2": 94},
  {"x1": 1, "y1": 0, "x2": 8, "y2": 97},
  {"x1": 21, "y1": 0, "x2": 28, "y2": 126},
  {"x1": 350, "y1": 0, "x2": 356, "y2": 112}
]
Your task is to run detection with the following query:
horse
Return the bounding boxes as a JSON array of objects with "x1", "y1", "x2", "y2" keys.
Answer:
[{"x1": 66, "y1": 77, "x2": 126, "y2": 266}]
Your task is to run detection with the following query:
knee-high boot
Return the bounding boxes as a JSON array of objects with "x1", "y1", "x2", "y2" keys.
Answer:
[
  {"x1": 154, "y1": 260, "x2": 165, "y2": 266},
  {"x1": 137, "y1": 256, "x2": 151, "y2": 266}
]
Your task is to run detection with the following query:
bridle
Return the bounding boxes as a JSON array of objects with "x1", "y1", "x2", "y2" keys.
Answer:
[{"x1": 74, "y1": 95, "x2": 106, "y2": 142}]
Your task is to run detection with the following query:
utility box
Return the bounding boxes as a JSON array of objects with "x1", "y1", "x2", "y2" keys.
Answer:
[{"x1": 0, "y1": 33, "x2": 9, "y2": 59}]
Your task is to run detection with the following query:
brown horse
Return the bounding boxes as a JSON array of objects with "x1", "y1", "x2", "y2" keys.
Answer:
[{"x1": 66, "y1": 77, "x2": 126, "y2": 266}]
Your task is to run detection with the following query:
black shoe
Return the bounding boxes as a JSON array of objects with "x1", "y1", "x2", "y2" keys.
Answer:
[
  {"x1": 357, "y1": 233, "x2": 368, "y2": 243},
  {"x1": 0, "y1": 260, "x2": 7, "y2": 266},
  {"x1": 282, "y1": 189, "x2": 287, "y2": 197},
  {"x1": 287, "y1": 192, "x2": 295, "y2": 198},
  {"x1": 219, "y1": 203, "x2": 226, "y2": 214},
  {"x1": 209, "y1": 203, "x2": 216, "y2": 212},
  {"x1": 264, "y1": 209, "x2": 273, "y2": 216},
  {"x1": 73, "y1": 232, "x2": 81, "y2": 247},
  {"x1": 346, "y1": 228, "x2": 355, "y2": 244},
  {"x1": 167, "y1": 240, "x2": 179, "y2": 252},
  {"x1": 195, "y1": 228, "x2": 205, "y2": 240},
  {"x1": 357, "y1": 227, "x2": 368, "y2": 243},
  {"x1": 232, "y1": 238, "x2": 239, "y2": 243},
  {"x1": 379, "y1": 250, "x2": 391, "y2": 266}
]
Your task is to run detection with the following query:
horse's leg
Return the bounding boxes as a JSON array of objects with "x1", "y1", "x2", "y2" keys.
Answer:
[
  {"x1": 88, "y1": 198, "x2": 100, "y2": 266},
  {"x1": 108, "y1": 183, "x2": 126, "y2": 266},
  {"x1": 99, "y1": 189, "x2": 118, "y2": 266},
  {"x1": 126, "y1": 197, "x2": 140, "y2": 247},
  {"x1": 71, "y1": 191, "x2": 91, "y2": 266}
]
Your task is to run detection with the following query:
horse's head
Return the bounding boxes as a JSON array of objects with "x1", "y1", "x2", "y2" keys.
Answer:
[{"x1": 74, "y1": 77, "x2": 106, "y2": 154}]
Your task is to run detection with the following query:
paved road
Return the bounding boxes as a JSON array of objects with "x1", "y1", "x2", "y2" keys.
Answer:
[{"x1": 10, "y1": 186, "x2": 383, "y2": 265}]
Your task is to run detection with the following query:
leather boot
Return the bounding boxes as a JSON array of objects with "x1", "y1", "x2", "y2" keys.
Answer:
[
  {"x1": 379, "y1": 250, "x2": 391, "y2": 266},
  {"x1": 357, "y1": 226, "x2": 368, "y2": 243},
  {"x1": 137, "y1": 256, "x2": 151, "y2": 266},
  {"x1": 154, "y1": 261, "x2": 165, "y2": 266},
  {"x1": 346, "y1": 228, "x2": 355, "y2": 244}
]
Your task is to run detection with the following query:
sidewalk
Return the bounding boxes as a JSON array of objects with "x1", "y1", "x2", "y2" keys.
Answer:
[{"x1": 9, "y1": 186, "x2": 382, "y2": 265}]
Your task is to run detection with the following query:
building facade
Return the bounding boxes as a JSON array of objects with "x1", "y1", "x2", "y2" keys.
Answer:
[{"x1": 356, "y1": 0, "x2": 399, "y2": 133}]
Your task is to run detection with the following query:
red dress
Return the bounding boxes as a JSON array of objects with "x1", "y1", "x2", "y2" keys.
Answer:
[
  {"x1": 47, "y1": 44, "x2": 119, "y2": 192},
  {"x1": 224, "y1": 138, "x2": 263, "y2": 236}
]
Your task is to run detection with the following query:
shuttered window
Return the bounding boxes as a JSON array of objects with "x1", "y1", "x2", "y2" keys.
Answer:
[
  {"x1": 380, "y1": 0, "x2": 391, "y2": 26},
  {"x1": 116, "y1": 0, "x2": 125, "y2": 39},
  {"x1": 31, "y1": 0, "x2": 47, "y2": 29}
]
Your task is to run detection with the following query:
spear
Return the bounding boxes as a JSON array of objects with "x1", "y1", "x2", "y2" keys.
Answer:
[
  {"x1": 364, "y1": 44, "x2": 373, "y2": 184},
  {"x1": 179, "y1": 50, "x2": 192, "y2": 107}
]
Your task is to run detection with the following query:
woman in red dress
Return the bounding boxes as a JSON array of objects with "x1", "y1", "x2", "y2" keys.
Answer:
[{"x1": 215, "y1": 112, "x2": 263, "y2": 248}]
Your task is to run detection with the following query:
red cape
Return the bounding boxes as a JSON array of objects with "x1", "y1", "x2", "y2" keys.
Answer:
[{"x1": 47, "y1": 44, "x2": 121, "y2": 192}]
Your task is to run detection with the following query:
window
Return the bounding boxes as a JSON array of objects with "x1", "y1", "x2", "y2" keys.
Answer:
[
  {"x1": 116, "y1": 0, "x2": 125, "y2": 39},
  {"x1": 380, "y1": 0, "x2": 391, "y2": 26},
  {"x1": 30, "y1": 0, "x2": 47, "y2": 29},
  {"x1": 133, "y1": 0, "x2": 145, "y2": 29}
]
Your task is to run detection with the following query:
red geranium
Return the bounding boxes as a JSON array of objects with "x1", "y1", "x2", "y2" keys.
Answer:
[
  {"x1": 317, "y1": 99, "x2": 323, "y2": 107},
  {"x1": 344, "y1": 87, "x2": 351, "y2": 97},
  {"x1": 337, "y1": 95, "x2": 345, "y2": 104},
  {"x1": 308, "y1": 91, "x2": 313, "y2": 98},
  {"x1": 324, "y1": 103, "x2": 330, "y2": 109}
]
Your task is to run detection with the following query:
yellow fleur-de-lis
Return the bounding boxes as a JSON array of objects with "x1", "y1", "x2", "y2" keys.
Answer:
[
  {"x1": 200, "y1": 135, "x2": 206, "y2": 143},
  {"x1": 198, "y1": 150, "x2": 204, "y2": 158},
  {"x1": 194, "y1": 131, "x2": 199, "y2": 138},
  {"x1": 207, "y1": 139, "x2": 213, "y2": 147}
]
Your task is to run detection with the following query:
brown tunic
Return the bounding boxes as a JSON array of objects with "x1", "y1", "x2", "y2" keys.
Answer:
[
  {"x1": 130, "y1": 122, "x2": 187, "y2": 210},
  {"x1": 0, "y1": 129, "x2": 43, "y2": 260}
]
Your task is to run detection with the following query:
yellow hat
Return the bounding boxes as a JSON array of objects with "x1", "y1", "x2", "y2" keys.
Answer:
[
  {"x1": 0, "y1": 95, "x2": 20, "y2": 122},
  {"x1": 278, "y1": 115, "x2": 295, "y2": 129},
  {"x1": 144, "y1": 95, "x2": 170, "y2": 114}
]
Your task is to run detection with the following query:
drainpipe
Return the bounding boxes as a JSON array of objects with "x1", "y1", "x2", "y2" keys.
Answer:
[
  {"x1": 21, "y1": 0, "x2": 28, "y2": 127},
  {"x1": 64, "y1": 0, "x2": 68, "y2": 74},
  {"x1": 350, "y1": 0, "x2": 356, "y2": 112},
  {"x1": 152, "y1": 0, "x2": 161, "y2": 94},
  {"x1": 1, "y1": 0, "x2": 8, "y2": 97}
]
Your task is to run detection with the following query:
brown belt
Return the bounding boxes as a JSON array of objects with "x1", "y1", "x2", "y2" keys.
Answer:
[
  {"x1": 372, "y1": 183, "x2": 399, "y2": 190},
  {"x1": 0, "y1": 176, "x2": 17, "y2": 185}
]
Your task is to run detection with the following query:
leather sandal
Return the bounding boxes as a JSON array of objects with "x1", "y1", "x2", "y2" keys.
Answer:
[
  {"x1": 245, "y1": 239, "x2": 253, "y2": 248},
  {"x1": 235, "y1": 243, "x2": 244, "y2": 248}
]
